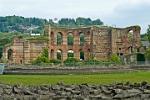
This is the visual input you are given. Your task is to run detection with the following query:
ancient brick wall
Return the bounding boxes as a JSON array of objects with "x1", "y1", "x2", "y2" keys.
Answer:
[
  {"x1": 49, "y1": 27, "x2": 92, "y2": 61},
  {"x1": 3, "y1": 25, "x2": 141, "y2": 64},
  {"x1": 111, "y1": 26, "x2": 141, "y2": 56},
  {"x1": 92, "y1": 27, "x2": 112, "y2": 60},
  {"x1": 28, "y1": 40, "x2": 48, "y2": 62},
  {"x1": 12, "y1": 37, "x2": 24, "y2": 64},
  {"x1": 48, "y1": 26, "x2": 141, "y2": 61},
  {"x1": 3, "y1": 37, "x2": 48, "y2": 64}
]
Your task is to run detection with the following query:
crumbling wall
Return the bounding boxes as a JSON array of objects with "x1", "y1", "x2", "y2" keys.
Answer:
[
  {"x1": 3, "y1": 25, "x2": 141, "y2": 64},
  {"x1": 3, "y1": 37, "x2": 48, "y2": 64},
  {"x1": 92, "y1": 27, "x2": 112, "y2": 60},
  {"x1": 29, "y1": 40, "x2": 48, "y2": 62},
  {"x1": 12, "y1": 37, "x2": 24, "y2": 64},
  {"x1": 49, "y1": 26, "x2": 141, "y2": 61},
  {"x1": 111, "y1": 26, "x2": 141, "y2": 56},
  {"x1": 49, "y1": 27, "x2": 92, "y2": 61}
]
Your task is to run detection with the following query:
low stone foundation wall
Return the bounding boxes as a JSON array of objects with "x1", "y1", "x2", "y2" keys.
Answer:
[
  {"x1": 4, "y1": 67, "x2": 133, "y2": 75},
  {"x1": 0, "y1": 82, "x2": 150, "y2": 100},
  {"x1": 4, "y1": 65, "x2": 150, "y2": 75}
]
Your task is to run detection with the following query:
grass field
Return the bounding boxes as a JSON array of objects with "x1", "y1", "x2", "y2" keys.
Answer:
[{"x1": 0, "y1": 71, "x2": 150, "y2": 85}]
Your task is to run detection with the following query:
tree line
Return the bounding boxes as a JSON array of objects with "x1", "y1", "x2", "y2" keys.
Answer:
[{"x1": 0, "y1": 16, "x2": 103, "y2": 33}]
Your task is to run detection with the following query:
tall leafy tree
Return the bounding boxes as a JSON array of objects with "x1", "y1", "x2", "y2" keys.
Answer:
[
  {"x1": 92, "y1": 19, "x2": 103, "y2": 25},
  {"x1": 147, "y1": 25, "x2": 150, "y2": 43},
  {"x1": 58, "y1": 18, "x2": 76, "y2": 27}
]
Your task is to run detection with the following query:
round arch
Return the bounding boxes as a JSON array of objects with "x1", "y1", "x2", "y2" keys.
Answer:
[
  {"x1": 57, "y1": 49, "x2": 63, "y2": 60},
  {"x1": 128, "y1": 30, "x2": 134, "y2": 42},
  {"x1": 67, "y1": 33, "x2": 74, "y2": 45},
  {"x1": 67, "y1": 49, "x2": 74, "y2": 58},
  {"x1": 79, "y1": 32, "x2": 85, "y2": 46},
  {"x1": 137, "y1": 53, "x2": 145, "y2": 62},
  {"x1": 7, "y1": 49, "x2": 13, "y2": 60},
  {"x1": 80, "y1": 49, "x2": 84, "y2": 60},
  {"x1": 57, "y1": 32, "x2": 63, "y2": 45}
]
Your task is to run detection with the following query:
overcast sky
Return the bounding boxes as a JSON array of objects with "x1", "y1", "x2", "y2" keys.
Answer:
[{"x1": 0, "y1": 0, "x2": 149, "y2": 34}]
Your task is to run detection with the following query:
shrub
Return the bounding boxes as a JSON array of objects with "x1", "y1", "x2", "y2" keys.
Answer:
[
  {"x1": 64, "y1": 58, "x2": 80, "y2": 66},
  {"x1": 49, "y1": 59, "x2": 61, "y2": 65},
  {"x1": 32, "y1": 48, "x2": 49, "y2": 65},
  {"x1": 32, "y1": 56, "x2": 49, "y2": 65},
  {"x1": 41, "y1": 48, "x2": 49, "y2": 58},
  {"x1": 110, "y1": 54, "x2": 122, "y2": 64},
  {"x1": 84, "y1": 59, "x2": 102, "y2": 65},
  {"x1": 145, "y1": 48, "x2": 150, "y2": 60}
]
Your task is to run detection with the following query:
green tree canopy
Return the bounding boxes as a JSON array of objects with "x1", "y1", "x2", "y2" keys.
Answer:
[
  {"x1": 0, "y1": 16, "x2": 104, "y2": 33},
  {"x1": 110, "y1": 54, "x2": 122, "y2": 64},
  {"x1": 145, "y1": 48, "x2": 150, "y2": 61},
  {"x1": 147, "y1": 25, "x2": 150, "y2": 43}
]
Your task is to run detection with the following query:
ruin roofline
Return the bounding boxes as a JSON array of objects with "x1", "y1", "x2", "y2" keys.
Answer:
[{"x1": 46, "y1": 25, "x2": 141, "y2": 30}]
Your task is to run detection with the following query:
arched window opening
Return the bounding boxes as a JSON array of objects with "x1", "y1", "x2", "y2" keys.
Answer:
[
  {"x1": 80, "y1": 32, "x2": 84, "y2": 46},
  {"x1": 57, "y1": 32, "x2": 63, "y2": 45},
  {"x1": 128, "y1": 30, "x2": 134, "y2": 41},
  {"x1": 7, "y1": 49, "x2": 13, "y2": 60},
  {"x1": 80, "y1": 51, "x2": 84, "y2": 60},
  {"x1": 67, "y1": 33, "x2": 74, "y2": 45},
  {"x1": 67, "y1": 50, "x2": 74, "y2": 58},
  {"x1": 20, "y1": 60, "x2": 23, "y2": 64},
  {"x1": 50, "y1": 49, "x2": 54, "y2": 59},
  {"x1": 57, "y1": 50, "x2": 62, "y2": 60}
]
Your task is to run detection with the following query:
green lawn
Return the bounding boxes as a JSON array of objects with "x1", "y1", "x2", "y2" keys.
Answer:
[{"x1": 0, "y1": 71, "x2": 150, "y2": 85}]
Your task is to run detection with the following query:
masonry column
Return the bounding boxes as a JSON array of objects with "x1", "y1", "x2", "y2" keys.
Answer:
[
  {"x1": 62, "y1": 31, "x2": 67, "y2": 61},
  {"x1": 74, "y1": 31, "x2": 80, "y2": 60},
  {"x1": 111, "y1": 29, "x2": 118, "y2": 54},
  {"x1": 23, "y1": 41, "x2": 30, "y2": 64},
  {"x1": 53, "y1": 32, "x2": 57, "y2": 60},
  {"x1": 134, "y1": 26, "x2": 141, "y2": 48}
]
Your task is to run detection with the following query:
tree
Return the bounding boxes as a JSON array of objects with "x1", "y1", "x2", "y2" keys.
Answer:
[
  {"x1": 41, "y1": 48, "x2": 49, "y2": 58},
  {"x1": 76, "y1": 17, "x2": 92, "y2": 26},
  {"x1": 58, "y1": 18, "x2": 76, "y2": 27},
  {"x1": 0, "y1": 16, "x2": 104, "y2": 33},
  {"x1": 32, "y1": 48, "x2": 49, "y2": 64},
  {"x1": 141, "y1": 34, "x2": 148, "y2": 41},
  {"x1": 147, "y1": 25, "x2": 150, "y2": 43},
  {"x1": 0, "y1": 16, "x2": 49, "y2": 33},
  {"x1": 110, "y1": 54, "x2": 122, "y2": 64},
  {"x1": 92, "y1": 19, "x2": 103, "y2": 25},
  {"x1": 145, "y1": 48, "x2": 150, "y2": 60}
]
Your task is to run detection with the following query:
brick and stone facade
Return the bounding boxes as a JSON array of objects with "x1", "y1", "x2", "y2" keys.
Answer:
[
  {"x1": 3, "y1": 37, "x2": 48, "y2": 64},
  {"x1": 48, "y1": 26, "x2": 141, "y2": 61},
  {"x1": 3, "y1": 25, "x2": 141, "y2": 64}
]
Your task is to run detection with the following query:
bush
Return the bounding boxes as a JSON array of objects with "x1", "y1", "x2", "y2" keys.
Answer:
[
  {"x1": 49, "y1": 59, "x2": 61, "y2": 65},
  {"x1": 64, "y1": 58, "x2": 80, "y2": 66},
  {"x1": 145, "y1": 48, "x2": 150, "y2": 60},
  {"x1": 32, "y1": 56, "x2": 49, "y2": 65},
  {"x1": 32, "y1": 48, "x2": 49, "y2": 65},
  {"x1": 110, "y1": 54, "x2": 122, "y2": 64},
  {"x1": 84, "y1": 59, "x2": 103, "y2": 65}
]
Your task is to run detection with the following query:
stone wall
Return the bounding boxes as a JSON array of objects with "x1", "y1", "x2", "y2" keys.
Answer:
[
  {"x1": 48, "y1": 26, "x2": 141, "y2": 61},
  {"x1": 0, "y1": 82, "x2": 150, "y2": 100},
  {"x1": 92, "y1": 27, "x2": 112, "y2": 60},
  {"x1": 3, "y1": 25, "x2": 141, "y2": 64},
  {"x1": 3, "y1": 37, "x2": 48, "y2": 64},
  {"x1": 49, "y1": 27, "x2": 92, "y2": 61},
  {"x1": 111, "y1": 26, "x2": 141, "y2": 55}
]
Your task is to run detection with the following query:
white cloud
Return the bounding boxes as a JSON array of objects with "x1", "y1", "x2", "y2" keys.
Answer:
[{"x1": 0, "y1": 0, "x2": 149, "y2": 33}]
